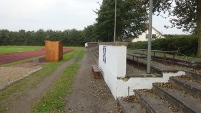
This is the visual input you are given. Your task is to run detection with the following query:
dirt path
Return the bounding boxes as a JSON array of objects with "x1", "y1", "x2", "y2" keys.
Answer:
[
  {"x1": 5, "y1": 52, "x2": 78, "y2": 113},
  {"x1": 65, "y1": 49, "x2": 118, "y2": 113}
]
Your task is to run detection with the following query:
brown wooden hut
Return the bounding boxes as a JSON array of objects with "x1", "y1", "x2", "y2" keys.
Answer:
[{"x1": 45, "y1": 40, "x2": 63, "y2": 62}]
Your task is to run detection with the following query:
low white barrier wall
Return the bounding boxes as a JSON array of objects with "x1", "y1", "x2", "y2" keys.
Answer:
[
  {"x1": 98, "y1": 42, "x2": 185, "y2": 99},
  {"x1": 99, "y1": 42, "x2": 127, "y2": 99},
  {"x1": 116, "y1": 71, "x2": 185, "y2": 98}
]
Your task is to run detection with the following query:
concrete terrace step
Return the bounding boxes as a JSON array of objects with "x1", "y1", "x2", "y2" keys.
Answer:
[
  {"x1": 186, "y1": 71, "x2": 201, "y2": 80},
  {"x1": 118, "y1": 72, "x2": 201, "y2": 113},
  {"x1": 118, "y1": 97, "x2": 146, "y2": 113},
  {"x1": 169, "y1": 75, "x2": 201, "y2": 99},
  {"x1": 93, "y1": 52, "x2": 99, "y2": 58},
  {"x1": 89, "y1": 47, "x2": 99, "y2": 58},
  {"x1": 127, "y1": 57, "x2": 180, "y2": 74},
  {"x1": 126, "y1": 64, "x2": 162, "y2": 77},
  {"x1": 135, "y1": 89, "x2": 181, "y2": 113},
  {"x1": 151, "y1": 61, "x2": 179, "y2": 73},
  {"x1": 153, "y1": 83, "x2": 201, "y2": 113},
  {"x1": 90, "y1": 48, "x2": 99, "y2": 62},
  {"x1": 127, "y1": 52, "x2": 201, "y2": 70}
]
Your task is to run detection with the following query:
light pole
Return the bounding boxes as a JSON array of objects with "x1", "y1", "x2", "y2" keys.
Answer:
[
  {"x1": 147, "y1": 0, "x2": 153, "y2": 74},
  {"x1": 113, "y1": 0, "x2": 117, "y2": 42}
]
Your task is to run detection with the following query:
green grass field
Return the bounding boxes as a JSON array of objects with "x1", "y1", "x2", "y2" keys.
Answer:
[{"x1": 0, "y1": 46, "x2": 43, "y2": 54}]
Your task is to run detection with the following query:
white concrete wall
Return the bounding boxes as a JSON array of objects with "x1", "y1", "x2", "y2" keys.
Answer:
[
  {"x1": 116, "y1": 71, "x2": 185, "y2": 98},
  {"x1": 99, "y1": 45, "x2": 127, "y2": 78},
  {"x1": 99, "y1": 44, "x2": 127, "y2": 99},
  {"x1": 98, "y1": 43, "x2": 185, "y2": 99}
]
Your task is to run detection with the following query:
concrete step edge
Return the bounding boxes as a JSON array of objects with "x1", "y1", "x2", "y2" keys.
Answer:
[
  {"x1": 117, "y1": 98, "x2": 146, "y2": 113},
  {"x1": 185, "y1": 71, "x2": 201, "y2": 80},
  {"x1": 135, "y1": 89, "x2": 178, "y2": 113},
  {"x1": 169, "y1": 76, "x2": 201, "y2": 99},
  {"x1": 135, "y1": 90, "x2": 157, "y2": 113},
  {"x1": 153, "y1": 83, "x2": 201, "y2": 113}
]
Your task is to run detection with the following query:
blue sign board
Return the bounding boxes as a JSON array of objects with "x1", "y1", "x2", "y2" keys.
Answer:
[{"x1": 103, "y1": 46, "x2": 106, "y2": 63}]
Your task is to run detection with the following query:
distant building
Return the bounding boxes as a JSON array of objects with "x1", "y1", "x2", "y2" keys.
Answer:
[
  {"x1": 132, "y1": 27, "x2": 165, "y2": 42},
  {"x1": 85, "y1": 42, "x2": 99, "y2": 48}
]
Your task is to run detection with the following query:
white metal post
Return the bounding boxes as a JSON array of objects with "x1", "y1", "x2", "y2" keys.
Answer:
[
  {"x1": 147, "y1": 0, "x2": 153, "y2": 74},
  {"x1": 114, "y1": 0, "x2": 117, "y2": 42}
]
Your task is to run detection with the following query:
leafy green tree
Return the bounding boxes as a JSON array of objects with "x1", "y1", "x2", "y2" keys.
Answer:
[
  {"x1": 147, "y1": 0, "x2": 201, "y2": 57},
  {"x1": 18, "y1": 30, "x2": 26, "y2": 45},
  {"x1": 0, "y1": 29, "x2": 10, "y2": 45},
  {"x1": 82, "y1": 24, "x2": 97, "y2": 42},
  {"x1": 67, "y1": 29, "x2": 81, "y2": 42},
  {"x1": 25, "y1": 31, "x2": 35, "y2": 45},
  {"x1": 95, "y1": 0, "x2": 147, "y2": 42},
  {"x1": 62, "y1": 30, "x2": 71, "y2": 44},
  {"x1": 35, "y1": 29, "x2": 46, "y2": 46}
]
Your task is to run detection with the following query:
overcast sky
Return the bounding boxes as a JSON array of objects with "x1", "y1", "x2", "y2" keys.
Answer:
[{"x1": 0, "y1": 0, "x2": 187, "y2": 34}]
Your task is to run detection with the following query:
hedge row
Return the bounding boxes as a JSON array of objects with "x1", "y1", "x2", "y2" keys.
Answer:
[{"x1": 128, "y1": 35, "x2": 198, "y2": 56}]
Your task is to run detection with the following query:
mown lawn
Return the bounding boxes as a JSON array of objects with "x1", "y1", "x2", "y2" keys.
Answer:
[{"x1": 0, "y1": 46, "x2": 43, "y2": 54}]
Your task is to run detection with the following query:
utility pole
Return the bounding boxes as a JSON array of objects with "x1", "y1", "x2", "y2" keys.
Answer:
[
  {"x1": 113, "y1": 0, "x2": 117, "y2": 42},
  {"x1": 147, "y1": 0, "x2": 153, "y2": 74}
]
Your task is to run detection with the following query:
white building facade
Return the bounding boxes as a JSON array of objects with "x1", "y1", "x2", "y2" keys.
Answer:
[{"x1": 132, "y1": 27, "x2": 165, "y2": 42}]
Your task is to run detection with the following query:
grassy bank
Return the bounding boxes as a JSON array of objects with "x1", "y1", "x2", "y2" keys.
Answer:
[{"x1": 32, "y1": 48, "x2": 84, "y2": 112}]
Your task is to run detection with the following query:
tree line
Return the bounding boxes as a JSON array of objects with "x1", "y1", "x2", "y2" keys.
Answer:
[{"x1": 0, "y1": 28, "x2": 96, "y2": 46}]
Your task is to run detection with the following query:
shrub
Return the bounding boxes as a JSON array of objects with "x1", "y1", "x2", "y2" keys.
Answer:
[{"x1": 128, "y1": 35, "x2": 198, "y2": 56}]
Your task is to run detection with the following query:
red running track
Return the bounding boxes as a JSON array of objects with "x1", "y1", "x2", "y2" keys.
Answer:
[{"x1": 0, "y1": 48, "x2": 74, "y2": 66}]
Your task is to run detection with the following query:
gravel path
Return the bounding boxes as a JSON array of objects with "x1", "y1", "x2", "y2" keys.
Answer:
[
  {"x1": 5, "y1": 52, "x2": 78, "y2": 113},
  {"x1": 0, "y1": 66, "x2": 42, "y2": 90},
  {"x1": 65, "y1": 49, "x2": 118, "y2": 113}
]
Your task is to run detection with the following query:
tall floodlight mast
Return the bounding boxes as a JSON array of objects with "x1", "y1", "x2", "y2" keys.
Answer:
[
  {"x1": 114, "y1": 0, "x2": 117, "y2": 42},
  {"x1": 147, "y1": 0, "x2": 153, "y2": 74}
]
